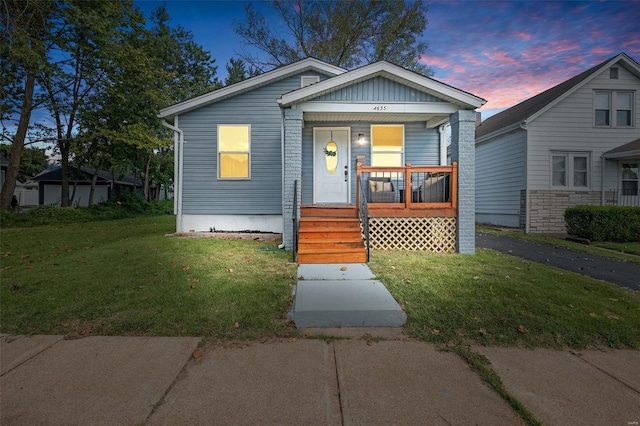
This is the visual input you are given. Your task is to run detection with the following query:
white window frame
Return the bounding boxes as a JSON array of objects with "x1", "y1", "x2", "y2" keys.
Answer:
[
  {"x1": 370, "y1": 124, "x2": 405, "y2": 168},
  {"x1": 594, "y1": 90, "x2": 635, "y2": 128},
  {"x1": 550, "y1": 151, "x2": 591, "y2": 190},
  {"x1": 217, "y1": 124, "x2": 251, "y2": 180}
]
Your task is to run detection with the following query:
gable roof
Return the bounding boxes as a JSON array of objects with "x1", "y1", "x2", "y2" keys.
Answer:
[
  {"x1": 158, "y1": 58, "x2": 346, "y2": 120},
  {"x1": 476, "y1": 52, "x2": 640, "y2": 140},
  {"x1": 279, "y1": 60, "x2": 486, "y2": 109}
]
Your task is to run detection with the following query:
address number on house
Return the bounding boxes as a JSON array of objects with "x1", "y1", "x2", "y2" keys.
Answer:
[{"x1": 373, "y1": 105, "x2": 387, "y2": 111}]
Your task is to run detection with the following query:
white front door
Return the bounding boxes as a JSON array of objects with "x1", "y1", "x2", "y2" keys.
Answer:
[{"x1": 313, "y1": 128, "x2": 350, "y2": 204}]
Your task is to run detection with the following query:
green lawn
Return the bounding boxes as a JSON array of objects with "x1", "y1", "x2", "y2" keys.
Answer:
[
  {"x1": 369, "y1": 250, "x2": 640, "y2": 349},
  {"x1": 2, "y1": 216, "x2": 639, "y2": 349},
  {"x1": 0, "y1": 216, "x2": 298, "y2": 338}
]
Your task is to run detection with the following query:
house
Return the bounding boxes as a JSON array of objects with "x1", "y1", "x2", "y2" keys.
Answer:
[
  {"x1": 0, "y1": 153, "x2": 8, "y2": 190},
  {"x1": 31, "y1": 167, "x2": 143, "y2": 207},
  {"x1": 159, "y1": 58, "x2": 485, "y2": 261},
  {"x1": 475, "y1": 53, "x2": 640, "y2": 234}
]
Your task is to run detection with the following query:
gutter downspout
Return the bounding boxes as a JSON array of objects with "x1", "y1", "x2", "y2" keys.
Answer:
[
  {"x1": 161, "y1": 118, "x2": 184, "y2": 232},
  {"x1": 520, "y1": 122, "x2": 530, "y2": 233},
  {"x1": 439, "y1": 124, "x2": 447, "y2": 165},
  {"x1": 279, "y1": 107, "x2": 286, "y2": 249},
  {"x1": 601, "y1": 155, "x2": 606, "y2": 205}
]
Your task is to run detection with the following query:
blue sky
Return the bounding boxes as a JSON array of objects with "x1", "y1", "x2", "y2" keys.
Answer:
[{"x1": 136, "y1": 0, "x2": 640, "y2": 117}]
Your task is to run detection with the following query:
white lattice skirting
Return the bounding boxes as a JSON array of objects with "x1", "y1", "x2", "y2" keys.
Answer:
[{"x1": 367, "y1": 217, "x2": 457, "y2": 252}]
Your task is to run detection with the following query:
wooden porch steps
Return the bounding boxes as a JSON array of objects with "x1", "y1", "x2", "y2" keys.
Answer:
[{"x1": 298, "y1": 207, "x2": 367, "y2": 264}]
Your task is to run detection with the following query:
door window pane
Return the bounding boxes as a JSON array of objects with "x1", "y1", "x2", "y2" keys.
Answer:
[
  {"x1": 325, "y1": 141, "x2": 338, "y2": 174},
  {"x1": 622, "y1": 163, "x2": 639, "y2": 196}
]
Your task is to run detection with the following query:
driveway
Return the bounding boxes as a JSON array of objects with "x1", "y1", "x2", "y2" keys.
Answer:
[{"x1": 476, "y1": 232, "x2": 640, "y2": 291}]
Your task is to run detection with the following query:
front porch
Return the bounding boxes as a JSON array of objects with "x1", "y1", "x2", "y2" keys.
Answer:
[{"x1": 293, "y1": 163, "x2": 459, "y2": 263}]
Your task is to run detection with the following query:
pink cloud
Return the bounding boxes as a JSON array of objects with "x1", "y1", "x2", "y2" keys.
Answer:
[
  {"x1": 512, "y1": 31, "x2": 533, "y2": 41},
  {"x1": 591, "y1": 46, "x2": 614, "y2": 55}
]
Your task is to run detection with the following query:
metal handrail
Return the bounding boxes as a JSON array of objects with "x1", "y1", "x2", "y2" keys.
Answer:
[
  {"x1": 292, "y1": 179, "x2": 299, "y2": 263},
  {"x1": 357, "y1": 172, "x2": 371, "y2": 262}
]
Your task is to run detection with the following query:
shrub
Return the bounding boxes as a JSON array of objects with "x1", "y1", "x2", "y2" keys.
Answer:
[{"x1": 565, "y1": 206, "x2": 640, "y2": 242}]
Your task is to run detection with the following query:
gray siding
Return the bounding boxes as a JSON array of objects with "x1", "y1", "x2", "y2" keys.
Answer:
[
  {"x1": 179, "y1": 72, "x2": 330, "y2": 215},
  {"x1": 315, "y1": 77, "x2": 447, "y2": 102},
  {"x1": 475, "y1": 129, "x2": 526, "y2": 227},
  {"x1": 527, "y1": 64, "x2": 640, "y2": 192},
  {"x1": 302, "y1": 122, "x2": 440, "y2": 205}
]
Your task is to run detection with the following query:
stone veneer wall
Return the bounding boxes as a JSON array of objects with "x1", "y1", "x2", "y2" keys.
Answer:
[
  {"x1": 528, "y1": 190, "x2": 613, "y2": 234},
  {"x1": 450, "y1": 111, "x2": 476, "y2": 254}
]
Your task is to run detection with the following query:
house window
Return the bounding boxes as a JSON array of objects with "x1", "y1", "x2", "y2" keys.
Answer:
[
  {"x1": 622, "y1": 163, "x2": 639, "y2": 196},
  {"x1": 371, "y1": 125, "x2": 404, "y2": 167},
  {"x1": 218, "y1": 125, "x2": 250, "y2": 179},
  {"x1": 594, "y1": 91, "x2": 635, "y2": 127},
  {"x1": 616, "y1": 92, "x2": 632, "y2": 126},
  {"x1": 551, "y1": 152, "x2": 590, "y2": 189}
]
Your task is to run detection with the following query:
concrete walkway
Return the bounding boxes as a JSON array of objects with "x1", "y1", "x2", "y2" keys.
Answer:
[
  {"x1": 289, "y1": 263, "x2": 406, "y2": 327},
  {"x1": 477, "y1": 232, "x2": 640, "y2": 291},
  {"x1": 2, "y1": 334, "x2": 639, "y2": 425}
]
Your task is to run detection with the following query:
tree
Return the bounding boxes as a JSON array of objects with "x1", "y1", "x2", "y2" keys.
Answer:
[
  {"x1": 225, "y1": 57, "x2": 248, "y2": 85},
  {"x1": 0, "y1": 0, "x2": 55, "y2": 210},
  {"x1": 0, "y1": 144, "x2": 48, "y2": 182},
  {"x1": 234, "y1": 0, "x2": 432, "y2": 75}
]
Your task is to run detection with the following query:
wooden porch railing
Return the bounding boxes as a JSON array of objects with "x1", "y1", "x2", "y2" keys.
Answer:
[{"x1": 356, "y1": 162, "x2": 458, "y2": 218}]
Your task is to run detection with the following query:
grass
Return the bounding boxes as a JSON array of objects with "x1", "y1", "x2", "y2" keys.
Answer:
[
  {"x1": 369, "y1": 250, "x2": 640, "y2": 349},
  {"x1": 2, "y1": 217, "x2": 639, "y2": 350},
  {"x1": 0, "y1": 216, "x2": 298, "y2": 339},
  {"x1": 477, "y1": 226, "x2": 640, "y2": 264}
]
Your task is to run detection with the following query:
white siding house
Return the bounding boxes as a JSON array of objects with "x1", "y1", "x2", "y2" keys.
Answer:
[{"x1": 476, "y1": 53, "x2": 640, "y2": 234}]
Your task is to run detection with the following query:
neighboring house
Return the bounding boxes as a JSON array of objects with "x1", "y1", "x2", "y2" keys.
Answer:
[
  {"x1": 476, "y1": 52, "x2": 640, "y2": 234},
  {"x1": 159, "y1": 58, "x2": 484, "y2": 260},
  {"x1": 30, "y1": 167, "x2": 143, "y2": 207},
  {"x1": 0, "y1": 153, "x2": 7, "y2": 190}
]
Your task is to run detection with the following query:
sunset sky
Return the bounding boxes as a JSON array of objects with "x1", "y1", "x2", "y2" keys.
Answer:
[{"x1": 136, "y1": 0, "x2": 640, "y2": 117}]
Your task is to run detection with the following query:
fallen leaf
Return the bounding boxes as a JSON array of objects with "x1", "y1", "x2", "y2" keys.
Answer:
[
  {"x1": 192, "y1": 278, "x2": 200, "y2": 283},
  {"x1": 79, "y1": 325, "x2": 95, "y2": 337},
  {"x1": 472, "y1": 275, "x2": 480, "y2": 280},
  {"x1": 234, "y1": 322, "x2": 240, "y2": 329},
  {"x1": 609, "y1": 298, "x2": 619, "y2": 302},
  {"x1": 59, "y1": 321, "x2": 71, "y2": 327},
  {"x1": 182, "y1": 265, "x2": 191, "y2": 271},
  {"x1": 479, "y1": 328, "x2": 491, "y2": 337},
  {"x1": 340, "y1": 266, "x2": 348, "y2": 271},
  {"x1": 605, "y1": 312, "x2": 619, "y2": 320},
  {"x1": 192, "y1": 349, "x2": 204, "y2": 358},
  {"x1": 287, "y1": 337, "x2": 297, "y2": 342},
  {"x1": 589, "y1": 312, "x2": 599, "y2": 318},
  {"x1": 517, "y1": 325, "x2": 527, "y2": 334},
  {"x1": 227, "y1": 268, "x2": 234, "y2": 273},
  {"x1": 431, "y1": 329, "x2": 440, "y2": 335}
]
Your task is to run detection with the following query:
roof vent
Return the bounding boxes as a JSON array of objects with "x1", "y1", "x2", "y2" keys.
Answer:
[
  {"x1": 301, "y1": 76, "x2": 320, "y2": 87},
  {"x1": 610, "y1": 67, "x2": 619, "y2": 79}
]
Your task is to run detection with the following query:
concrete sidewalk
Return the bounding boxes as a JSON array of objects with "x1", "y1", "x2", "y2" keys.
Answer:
[{"x1": 2, "y1": 333, "x2": 639, "y2": 425}]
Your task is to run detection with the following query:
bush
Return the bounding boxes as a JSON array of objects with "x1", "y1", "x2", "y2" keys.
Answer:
[
  {"x1": 0, "y1": 195, "x2": 173, "y2": 228},
  {"x1": 565, "y1": 205, "x2": 640, "y2": 242}
]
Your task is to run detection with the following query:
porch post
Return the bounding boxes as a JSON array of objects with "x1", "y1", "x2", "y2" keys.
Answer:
[
  {"x1": 450, "y1": 110, "x2": 476, "y2": 254},
  {"x1": 282, "y1": 108, "x2": 303, "y2": 251}
]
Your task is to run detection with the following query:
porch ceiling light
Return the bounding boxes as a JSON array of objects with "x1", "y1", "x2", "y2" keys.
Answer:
[{"x1": 357, "y1": 134, "x2": 366, "y2": 145}]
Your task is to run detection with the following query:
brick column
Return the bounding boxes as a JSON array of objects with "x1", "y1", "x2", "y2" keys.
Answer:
[
  {"x1": 451, "y1": 110, "x2": 477, "y2": 254},
  {"x1": 282, "y1": 109, "x2": 303, "y2": 251}
]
